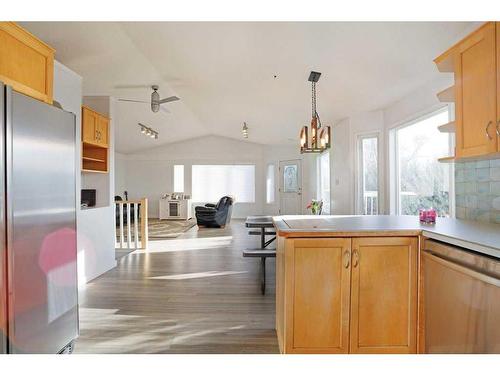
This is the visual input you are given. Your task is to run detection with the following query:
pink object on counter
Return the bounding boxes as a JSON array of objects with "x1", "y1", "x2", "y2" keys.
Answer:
[{"x1": 419, "y1": 208, "x2": 437, "y2": 224}]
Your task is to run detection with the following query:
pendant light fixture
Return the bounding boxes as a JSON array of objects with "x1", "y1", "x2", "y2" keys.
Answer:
[{"x1": 300, "y1": 71, "x2": 331, "y2": 153}]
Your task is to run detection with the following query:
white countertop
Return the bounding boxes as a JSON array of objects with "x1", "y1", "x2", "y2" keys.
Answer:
[{"x1": 273, "y1": 215, "x2": 500, "y2": 259}]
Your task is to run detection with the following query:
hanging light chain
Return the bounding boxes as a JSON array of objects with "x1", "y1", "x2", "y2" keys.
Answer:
[{"x1": 311, "y1": 81, "x2": 316, "y2": 119}]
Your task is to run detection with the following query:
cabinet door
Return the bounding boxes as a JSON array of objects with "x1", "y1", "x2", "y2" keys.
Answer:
[
  {"x1": 0, "y1": 22, "x2": 54, "y2": 104},
  {"x1": 290, "y1": 238, "x2": 351, "y2": 353},
  {"x1": 82, "y1": 107, "x2": 97, "y2": 144},
  {"x1": 96, "y1": 116, "x2": 109, "y2": 147},
  {"x1": 350, "y1": 237, "x2": 418, "y2": 354},
  {"x1": 497, "y1": 22, "x2": 500, "y2": 152},
  {"x1": 455, "y1": 22, "x2": 497, "y2": 158}
]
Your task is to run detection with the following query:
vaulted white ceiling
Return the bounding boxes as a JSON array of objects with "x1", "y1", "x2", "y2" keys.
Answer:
[{"x1": 22, "y1": 22, "x2": 477, "y2": 153}]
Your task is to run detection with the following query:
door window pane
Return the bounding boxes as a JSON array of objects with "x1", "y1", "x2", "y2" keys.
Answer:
[
  {"x1": 283, "y1": 165, "x2": 298, "y2": 193},
  {"x1": 358, "y1": 136, "x2": 379, "y2": 215},
  {"x1": 395, "y1": 109, "x2": 451, "y2": 216}
]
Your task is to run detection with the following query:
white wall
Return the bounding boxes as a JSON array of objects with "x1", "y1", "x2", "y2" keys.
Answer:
[
  {"x1": 329, "y1": 111, "x2": 386, "y2": 215},
  {"x1": 330, "y1": 118, "x2": 353, "y2": 214},
  {"x1": 79, "y1": 95, "x2": 117, "y2": 284},
  {"x1": 114, "y1": 151, "x2": 127, "y2": 197},
  {"x1": 117, "y1": 136, "x2": 313, "y2": 219},
  {"x1": 262, "y1": 144, "x2": 317, "y2": 216},
  {"x1": 55, "y1": 63, "x2": 117, "y2": 285}
]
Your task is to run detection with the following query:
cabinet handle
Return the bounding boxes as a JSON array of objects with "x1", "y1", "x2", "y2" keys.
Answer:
[
  {"x1": 343, "y1": 250, "x2": 351, "y2": 268},
  {"x1": 352, "y1": 249, "x2": 359, "y2": 268},
  {"x1": 496, "y1": 120, "x2": 500, "y2": 137},
  {"x1": 486, "y1": 121, "x2": 493, "y2": 140}
]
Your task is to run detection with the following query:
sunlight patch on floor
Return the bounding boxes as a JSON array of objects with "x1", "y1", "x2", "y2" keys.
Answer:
[
  {"x1": 148, "y1": 270, "x2": 247, "y2": 280},
  {"x1": 131, "y1": 235, "x2": 234, "y2": 253}
]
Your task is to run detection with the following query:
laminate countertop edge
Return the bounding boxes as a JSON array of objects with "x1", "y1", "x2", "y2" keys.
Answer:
[{"x1": 273, "y1": 215, "x2": 500, "y2": 259}]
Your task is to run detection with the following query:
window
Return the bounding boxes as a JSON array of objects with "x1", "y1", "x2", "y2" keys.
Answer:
[
  {"x1": 357, "y1": 135, "x2": 379, "y2": 215},
  {"x1": 173, "y1": 165, "x2": 184, "y2": 192},
  {"x1": 317, "y1": 152, "x2": 331, "y2": 214},
  {"x1": 266, "y1": 164, "x2": 275, "y2": 204},
  {"x1": 192, "y1": 165, "x2": 255, "y2": 203},
  {"x1": 391, "y1": 108, "x2": 452, "y2": 216}
]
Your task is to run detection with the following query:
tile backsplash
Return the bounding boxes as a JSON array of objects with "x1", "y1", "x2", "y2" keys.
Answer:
[{"x1": 455, "y1": 158, "x2": 500, "y2": 224}]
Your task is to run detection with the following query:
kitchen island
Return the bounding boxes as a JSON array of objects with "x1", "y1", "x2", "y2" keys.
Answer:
[{"x1": 273, "y1": 215, "x2": 500, "y2": 354}]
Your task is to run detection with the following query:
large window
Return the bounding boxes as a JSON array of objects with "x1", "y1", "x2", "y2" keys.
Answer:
[
  {"x1": 192, "y1": 165, "x2": 255, "y2": 203},
  {"x1": 266, "y1": 164, "x2": 275, "y2": 204},
  {"x1": 173, "y1": 165, "x2": 184, "y2": 192},
  {"x1": 357, "y1": 134, "x2": 379, "y2": 215},
  {"x1": 391, "y1": 108, "x2": 452, "y2": 216},
  {"x1": 317, "y1": 152, "x2": 331, "y2": 214}
]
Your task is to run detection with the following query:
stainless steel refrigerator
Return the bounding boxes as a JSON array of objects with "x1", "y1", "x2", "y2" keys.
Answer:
[{"x1": 0, "y1": 82, "x2": 79, "y2": 354}]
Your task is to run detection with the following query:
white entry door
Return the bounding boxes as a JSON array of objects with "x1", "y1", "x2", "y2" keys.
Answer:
[{"x1": 279, "y1": 160, "x2": 302, "y2": 215}]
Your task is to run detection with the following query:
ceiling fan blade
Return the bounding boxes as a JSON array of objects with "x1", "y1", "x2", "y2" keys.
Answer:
[
  {"x1": 159, "y1": 96, "x2": 180, "y2": 104},
  {"x1": 118, "y1": 99, "x2": 150, "y2": 104},
  {"x1": 114, "y1": 84, "x2": 153, "y2": 89},
  {"x1": 160, "y1": 106, "x2": 170, "y2": 114}
]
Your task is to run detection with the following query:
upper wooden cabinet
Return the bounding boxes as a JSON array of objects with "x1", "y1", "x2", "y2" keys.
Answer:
[
  {"x1": 0, "y1": 22, "x2": 54, "y2": 104},
  {"x1": 435, "y1": 22, "x2": 500, "y2": 160},
  {"x1": 97, "y1": 116, "x2": 109, "y2": 147},
  {"x1": 82, "y1": 106, "x2": 109, "y2": 148},
  {"x1": 276, "y1": 236, "x2": 418, "y2": 354},
  {"x1": 497, "y1": 23, "x2": 500, "y2": 153},
  {"x1": 82, "y1": 106, "x2": 109, "y2": 173},
  {"x1": 454, "y1": 23, "x2": 497, "y2": 158}
]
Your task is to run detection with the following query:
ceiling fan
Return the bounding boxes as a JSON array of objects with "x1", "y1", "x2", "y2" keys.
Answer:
[{"x1": 118, "y1": 85, "x2": 180, "y2": 113}]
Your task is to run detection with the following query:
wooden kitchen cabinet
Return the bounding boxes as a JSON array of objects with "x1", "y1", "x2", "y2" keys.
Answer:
[
  {"x1": 435, "y1": 22, "x2": 499, "y2": 160},
  {"x1": 82, "y1": 105, "x2": 109, "y2": 148},
  {"x1": 276, "y1": 235, "x2": 418, "y2": 354},
  {"x1": 497, "y1": 22, "x2": 500, "y2": 153},
  {"x1": 454, "y1": 22, "x2": 497, "y2": 158},
  {"x1": 81, "y1": 105, "x2": 109, "y2": 173},
  {"x1": 285, "y1": 238, "x2": 351, "y2": 353},
  {"x1": 82, "y1": 106, "x2": 98, "y2": 144},
  {"x1": 0, "y1": 22, "x2": 54, "y2": 104},
  {"x1": 350, "y1": 237, "x2": 418, "y2": 354},
  {"x1": 96, "y1": 116, "x2": 109, "y2": 147}
]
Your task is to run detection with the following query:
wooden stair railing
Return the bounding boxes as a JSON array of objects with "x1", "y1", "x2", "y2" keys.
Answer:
[{"x1": 115, "y1": 198, "x2": 148, "y2": 249}]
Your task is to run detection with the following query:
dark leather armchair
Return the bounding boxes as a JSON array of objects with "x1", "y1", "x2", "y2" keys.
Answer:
[{"x1": 195, "y1": 196, "x2": 234, "y2": 228}]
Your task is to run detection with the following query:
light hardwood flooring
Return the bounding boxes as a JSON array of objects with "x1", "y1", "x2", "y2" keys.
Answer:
[{"x1": 74, "y1": 219, "x2": 279, "y2": 353}]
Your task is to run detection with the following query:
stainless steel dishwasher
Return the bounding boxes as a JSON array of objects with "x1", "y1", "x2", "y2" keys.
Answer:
[{"x1": 423, "y1": 239, "x2": 500, "y2": 353}]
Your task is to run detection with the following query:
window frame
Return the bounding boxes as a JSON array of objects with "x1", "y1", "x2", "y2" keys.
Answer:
[
  {"x1": 191, "y1": 163, "x2": 256, "y2": 203},
  {"x1": 389, "y1": 105, "x2": 454, "y2": 217},
  {"x1": 266, "y1": 163, "x2": 276, "y2": 204},
  {"x1": 316, "y1": 151, "x2": 331, "y2": 214},
  {"x1": 354, "y1": 131, "x2": 381, "y2": 215},
  {"x1": 173, "y1": 164, "x2": 185, "y2": 193}
]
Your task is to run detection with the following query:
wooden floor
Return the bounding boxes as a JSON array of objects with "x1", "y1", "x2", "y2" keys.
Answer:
[{"x1": 74, "y1": 219, "x2": 279, "y2": 354}]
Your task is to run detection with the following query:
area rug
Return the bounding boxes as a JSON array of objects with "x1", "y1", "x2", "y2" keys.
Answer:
[
  {"x1": 116, "y1": 218, "x2": 197, "y2": 241},
  {"x1": 147, "y1": 218, "x2": 197, "y2": 239}
]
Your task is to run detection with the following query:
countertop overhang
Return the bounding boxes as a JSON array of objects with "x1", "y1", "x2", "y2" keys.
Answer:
[{"x1": 273, "y1": 215, "x2": 500, "y2": 259}]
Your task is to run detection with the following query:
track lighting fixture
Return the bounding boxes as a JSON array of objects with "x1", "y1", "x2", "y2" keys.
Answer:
[{"x1": 138, "y1": 123, "x2": 159, "y2": 140}]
